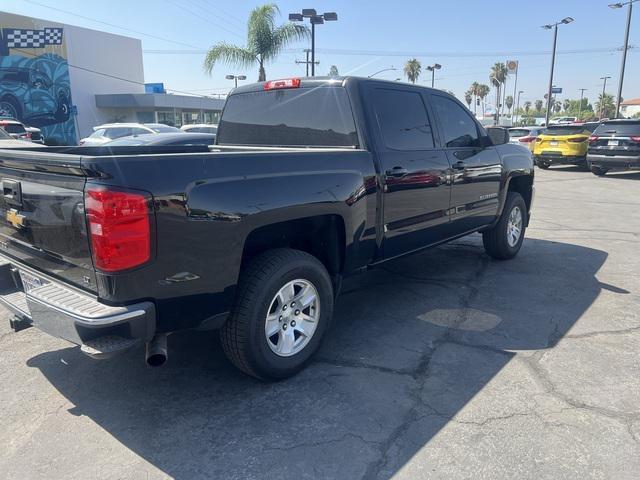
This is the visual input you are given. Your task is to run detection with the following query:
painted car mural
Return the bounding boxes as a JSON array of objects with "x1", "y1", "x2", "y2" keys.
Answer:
[{"x1": 0, "y1": 26, "x2": 76, "y2": 145}]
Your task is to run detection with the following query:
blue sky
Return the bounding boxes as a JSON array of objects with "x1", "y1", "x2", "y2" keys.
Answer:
[{"x1": 3, "y1": 0, "x2": 639, "y2": 107}]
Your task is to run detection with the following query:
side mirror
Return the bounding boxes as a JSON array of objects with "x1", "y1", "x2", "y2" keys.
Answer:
[{"x1": 486, "y1": 126, "x2": 509, "y2": 146}]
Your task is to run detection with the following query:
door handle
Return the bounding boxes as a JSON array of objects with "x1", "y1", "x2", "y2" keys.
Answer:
[
  {"x1": 385, "y1": 166, "x2": 408, "y2": 177},
  {"x1": 452, "y1": 161, "x2": 466, "y2": 170}
]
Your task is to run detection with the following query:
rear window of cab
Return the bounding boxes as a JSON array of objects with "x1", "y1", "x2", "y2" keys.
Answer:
[
  {"x1": 593, "y1": 121, "x2": 640, "y2": 136},
  {"x1": 541, "y1": 125, "x2": 588, "y2": 136}
]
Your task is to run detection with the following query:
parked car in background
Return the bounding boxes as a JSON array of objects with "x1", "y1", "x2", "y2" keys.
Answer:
[
  {"x1": 0, "y1": 118, "x2": 30, "y2": 141},
  {"x1": 587, "y1": 119, "x2": 640, "y2": 176},
  {"x1": 104, "y1": 132, "x2": 216, "y2": 147},
  {"x1": 0, "y1": 127, "x2": 38, "y2": 148},
  {"x1": 549, "y1": 116, "x2": 578, "y2": 125},
  {"x1": 25, "y1": 126, "x2": 45, "y2": 144},
  {"x1": 79, "y1": 123, "x2": 182, "y2": 146},
  {"x1": 532, "y1": 124, "x2": 592, "y2": 169},
  {"x1": 508, "y1": 126, "x2": 544, "y2": 150},
  {"x1": 180, "y1": 123, "x2": 218, "y2": 135}
]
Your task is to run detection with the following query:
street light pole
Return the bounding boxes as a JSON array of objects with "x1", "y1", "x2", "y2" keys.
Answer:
[
  {"x1": 600, "y1": 76, "x2": 612, "y2": 119},
  {"x1": 578, "y1": 88, "x2": 587, "y2": 118},
  {"x1": 426, "y1": 63, "x2": 441, "y2": 88},
  {"x1": 542, "y1": 17, "x2": 573, "y2": 125},
  {"x1": 225, "y1": 74, "x2": 247, "y2": 88},
  {"x1": 289, "y1": 10, "x2": 338, "y2": 77},
  {"x1": 610, "y1": 1, "x2": 637, "y2": 118},
  {"x1": 515, "y1": 90, "x2": 523, "y2": 125}
]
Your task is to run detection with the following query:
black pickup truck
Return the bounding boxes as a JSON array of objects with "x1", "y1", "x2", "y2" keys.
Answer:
[{"x1": 0, "y1": 77, "x2": 534, "y2": 380}]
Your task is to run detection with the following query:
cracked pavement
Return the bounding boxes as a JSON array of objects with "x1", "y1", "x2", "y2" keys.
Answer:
[{"x1": 0, "y1": 167, "x2": 639, "y2": 479}]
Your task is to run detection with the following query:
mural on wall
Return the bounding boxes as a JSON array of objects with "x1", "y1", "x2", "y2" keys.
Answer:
[{"x1": 0, "y1": 16, "x2": 77, "y2": 145}]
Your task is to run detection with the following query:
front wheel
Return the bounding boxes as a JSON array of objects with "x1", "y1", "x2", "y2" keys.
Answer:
[
  {"x1": 482, "y1": 192, "x2": 527, "y2": 260},
  {"x1": 221, "y1": 249, "x2": 334, "y2": 380}
]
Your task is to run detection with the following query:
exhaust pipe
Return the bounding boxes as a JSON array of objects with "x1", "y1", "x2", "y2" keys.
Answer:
[{"x1": 145, "y1": 334, "x2": 168, "y2": 367}]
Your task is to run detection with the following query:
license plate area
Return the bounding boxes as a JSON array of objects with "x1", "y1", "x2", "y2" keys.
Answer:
[
  {"x1": 608, "y1": 140, "x2": 619, "y2": 146},
  {"x1": 19, "y1": 270, "x2": 49, "y2": 293},
  {"x1": 549, "y1": 141, "x2": 559, "y2": 146}
]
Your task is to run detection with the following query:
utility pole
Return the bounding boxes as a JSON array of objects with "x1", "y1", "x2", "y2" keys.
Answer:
[
  {"x1": 578, "y1": 88, "x2": 587, "y2": 118},
  {"x1": 295, "y1": 49, "x2": 318, "y2": 77},
  {"x1": 542, "y1": 17, "x2": 573, "y2": 125},
  {"x1": 610, "y1": 1, "x2": 637, "y2": 118},
  {"x1": 289, "y1": 10, "x2": 337, "y2": 77},
  {"x1": 600, "y1": 76, "x2": 611, "y2": 119}
]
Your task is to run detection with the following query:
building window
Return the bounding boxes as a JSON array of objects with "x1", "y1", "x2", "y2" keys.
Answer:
[{"x1": 156, "y1": 110, "x2": 179, "y2": 127}]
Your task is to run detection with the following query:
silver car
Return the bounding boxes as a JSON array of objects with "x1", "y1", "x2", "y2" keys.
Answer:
[{"x1": 508, "y1": 127, "x2": 544, "y2": 147}]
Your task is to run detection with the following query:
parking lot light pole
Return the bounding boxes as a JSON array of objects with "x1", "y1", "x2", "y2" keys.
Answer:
[
  {"x1": 609, "y1": 1, "x2": 637, "y2": 118},
  {"x1": 542, "y1": 17, "x2": 573, "y2": 125},
  {"x1": 225, "y1": 74, "x2": 246, "y2": 88},
  {"x1": 368, "y1": 67, "x2": 397, "y2": 78},
  {"x1": 289, "y1": 10, "x2": 338, "y2": 77},
  {"x1": 426, "y1": 63, "x2": 442, "y2": 88},
  {"x1": 515, "y1": 90, "x2": 523, "y2": 125},
  {"x1": 600, "y1": 76, "x2": 612, "y2": 119},
  {"x1": 578, "y1": 88, "x2": 587, "y2": 118}
]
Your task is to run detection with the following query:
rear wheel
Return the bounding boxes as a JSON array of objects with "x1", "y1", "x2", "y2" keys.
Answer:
[
  {"x1": 483, "y1": 192, "x2": 527, "y2": 260},
  {"x1": 221, "y1": 249, "x2": 334, "y2": 380},
  {"x1": 537, "y1": 161, "x2": 550, "y2": 170},
  {"x1": 591, "y1": 166, "x2": 608, "y2": 176}
]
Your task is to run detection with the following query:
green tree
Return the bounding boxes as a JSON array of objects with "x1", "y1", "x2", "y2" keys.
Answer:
[
  {"x1": 204, "y1": 4, "x2": 309, "y2": 81},
  {"x1": 476, "y1": 84, "x2": 491, "y2": 116},
  {"x1": 489, "y1": 62, "x2": 507, "y2": 117},
  {"x1": 464, "y1": 90, "x2": 473, "y2": 109},
  {"x1": 595, "y1": 93, "x2": 616, "y2": 119},
  {"x1": 470, "y1": 81, "x2": 480, "y2": 114},
  {"x1": 328, "y1": 65, "x2": 339, "y2": 76},
  {"x1": 553, "y1": 102, "x2": 562, "y2": 113},
  {"x1": 535, "y1": 100, "x2": 544, "y2": 112},
  {"x1": 404, "y1": 58, "x2": 422, "y2": 84},
  {"x1": 524, "y1": 101, "x2": 531, "y2": 114},
  {"x1": 563, "y1": 99, "x2": 571, "y2": 112}
]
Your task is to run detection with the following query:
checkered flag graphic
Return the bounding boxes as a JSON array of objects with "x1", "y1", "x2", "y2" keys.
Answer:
[
  {"x1": 44, "y1": 28, "x2": 63, "y2": 45},
  {"x1": 1, "y1": 27, "x2": 64, "y2": 50}
]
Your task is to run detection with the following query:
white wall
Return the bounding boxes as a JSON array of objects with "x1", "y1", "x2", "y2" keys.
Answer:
[{"x1": 65, "y1": 25, "x2": 144, "y2": 138}]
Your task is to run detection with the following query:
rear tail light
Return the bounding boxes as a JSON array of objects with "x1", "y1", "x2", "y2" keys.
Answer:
[
  {"x1": 79, "y1": 140, "x2": 85, "y2": 145},
  {"x1": 518, "y1": 136, "x2": 536, "y2": 143},
  {"x1": 588, "y1": 135, "x2": 599, "y2": 143},
  {"x1": 568, "y1": 136, "x2": 588, "y2": 143},
  {"x1": 630, "y1": 136, "x2": 640, "y2": 143},
  {"x1": 20, "y1": 132, "x2": 32, "y2": 139},
  {"x1": 535, "y1": 137, "x2": 544, "y2": 142},
  {"x1": 84, "y1": 187, "x2": 153, "y2": 272},
  {"x1": 264, "y1": 78, "x2": 301, "y2": 90}
]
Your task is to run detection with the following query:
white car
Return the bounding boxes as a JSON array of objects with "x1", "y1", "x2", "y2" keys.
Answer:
[
  {"x1": 508, "y1": 126, "x2": 544, "y2": 147},
  {"x1": 549, "y1": 116, "x2": 578, "y2": 125},
  {"x1": 79, "y1": 123, "x2": 181, "y2": 146},
  {"x1": 180, "y1": 124, "x2": 218, "y2": 135},
  {"x1": 0, "y1": 127, "x2": 37, "y2": 148}
]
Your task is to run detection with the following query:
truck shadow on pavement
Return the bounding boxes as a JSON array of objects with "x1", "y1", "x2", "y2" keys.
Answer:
[{"x1": 26, "y1": 236, "x2": 610, "y2": 480}]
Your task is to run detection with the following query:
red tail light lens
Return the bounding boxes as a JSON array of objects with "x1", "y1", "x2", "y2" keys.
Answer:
[
  {"x1": 85, "y1": 187, "x2": 152, "y2": 272},
  {"x1": 588, "y1": 135, "x2": 599, "y2": 143},
  {"x1": 518, "y1": 136, "x2": 535, "y2": 143},
  {"x1": 568, "y1": 136, "x2": 589, "y2": 143},
  {"x1": 630, "y1": 136, "x2": 640, "y2": 143},
  {"x1": 21, "y1": 132, "x2": 32, "y2": 139},
  {"x1": 264, "y1": 78, "x2": 301, "y2": 90}
]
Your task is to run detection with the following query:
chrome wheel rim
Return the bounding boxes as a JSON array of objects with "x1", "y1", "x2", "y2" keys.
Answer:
[
  {"x1": 265, "y1": 279, "x2": 320, "y2": 357},
  {"x1": 507, "y1": 206, "x2": 523, "y2": 247}
]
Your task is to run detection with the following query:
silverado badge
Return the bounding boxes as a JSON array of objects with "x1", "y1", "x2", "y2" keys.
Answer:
[{"x1": 6, "y1": 209, "x2": 25, "y2": 229}]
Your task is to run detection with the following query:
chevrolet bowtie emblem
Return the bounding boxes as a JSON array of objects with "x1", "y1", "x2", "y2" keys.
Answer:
[{"x1": 6, "y1": 209, "x2": 25, "y2": 228}]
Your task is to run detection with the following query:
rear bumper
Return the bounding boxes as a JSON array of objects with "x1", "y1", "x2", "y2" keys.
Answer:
[
  {"x1": 587, "y1": 154, "x2": 640, "y2": 169},
  {"x1": 534, "y1": 154, "x2": 586, "y2": 165},
  {"x1": 0, "y1": 253, "x2": 155, "y2": 347}
]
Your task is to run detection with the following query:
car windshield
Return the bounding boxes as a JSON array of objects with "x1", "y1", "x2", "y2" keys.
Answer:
[
  {"x1": 1, "y1": 123, "x2": 26, "y2": 134},
  {"x1": 509, "y1": 129, "x2": 531, "y2": 138},
  {"x1": 148, "y1": 125, "x2": 180, "y2": 133},
  {"x1": 593, "y1": 121, "x2": 640, "y2": 136},
  {"x1": 90, "y1": 129, "x2": 107, "y2": 138},
  {"x1": 542, "y1": 126, "x2": 586, "y2": 136},
  {"x1": 0, "y1": 128, "x2": 11, "y2": 139}
]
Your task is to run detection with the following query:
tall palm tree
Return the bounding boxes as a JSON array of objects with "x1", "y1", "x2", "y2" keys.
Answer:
[
  {"x1": 563, "y1": 99, "x2": 571, "y2": 112},
  {"x1": 489, "y1": 62, "x2": 507, "y2": 119},
  {"x1": 524, "y1": 101, "x2": 531, "y2": 114},
  {"x1": 203, "y1": 4, "x2": 309, "y2": 81},
  {"x1": 464, "y1": 90, "x2": 473, "y2": 109},
  {"x1": 470, "y1": 81, "x2": 480, "y2": 114},
  {"x1": 535, "y1": 100, "x2": 544, "y2": 112},
  {"x1": 404, "y1": 59, "x2": 422, "y2": 84},
  {"x1": 596, "y1": 93, "x2": 616, "y2": 119},
  {"x1": 476, "y1": 84, "x2": 490, "y2": 116}
]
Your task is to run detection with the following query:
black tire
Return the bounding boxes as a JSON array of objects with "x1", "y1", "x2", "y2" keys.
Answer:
[
  {"x1": 537, "y1": 162, "x2": 550, "y2": 170},
  {"x1": 55, "y1": 94, "x2": 71, "y2": 122},
  {"x1": 482, "y1": 192, "x2": 527, "y2": 260},
  {"x1": 221, "y1": 248, "x2": 334, "y2": 381},
  {"x1": 591, "y1": 166, "x2": 608, "y2": 176}
]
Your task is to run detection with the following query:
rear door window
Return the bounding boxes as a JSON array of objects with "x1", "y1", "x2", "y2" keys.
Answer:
[
  {"x1": 372, "y1": 88, "x2": 434, "y2": 150},
  {"x1": 542, "y1": 126, "x2": 587, "y2": 136},
  {"x1": 593, "y1": 121, "x2": 640, "y2": 136},
  {"x1": 2, "y1": 123, "x2": 26, "y2": 134},
  {"x1": 509, "y1": 129, "x2": 530, "y2": 138},
  {"x1": 218, "y1": 86, "x2": 358, "y2": 147}
]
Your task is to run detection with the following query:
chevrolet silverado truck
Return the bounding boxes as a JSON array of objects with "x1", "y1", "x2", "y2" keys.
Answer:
[{"x1": 0, "y1": 77, "x2": 534, "y2": 380}]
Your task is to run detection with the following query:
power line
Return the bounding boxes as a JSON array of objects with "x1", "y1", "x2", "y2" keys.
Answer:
[
  {"x1": 20, "y1": 0, "x2": 205, "y2": 49},
  {"x1": 188, "y1": 0, "x2": 245, "y2": 28},
  {"x1": 162, "y1": 0, "x2": 244, "y2": 39}
]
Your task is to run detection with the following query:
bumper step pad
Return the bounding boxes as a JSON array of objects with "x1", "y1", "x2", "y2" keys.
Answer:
[{"x1": 80, "y1": 335, "x2": 141, "y2": 360}]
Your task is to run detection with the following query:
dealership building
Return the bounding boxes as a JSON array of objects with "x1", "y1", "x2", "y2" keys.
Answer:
[{"x1": 0, "y1": 11, "x2": 224, "y2": 144}]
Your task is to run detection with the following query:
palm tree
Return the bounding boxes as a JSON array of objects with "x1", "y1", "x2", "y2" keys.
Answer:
[
  {"x1": 535, "y1": 100, "x2": 544, "y2": 113},
  {"x1": 489, "y1": 62, "x2": 507, "y2": 119},
  {"x1": 505, "y1": 95, "x2": 514, "y2": 114},
  {"x1": 553, "y1": 102, "x2": 562, "y2": 113},
  {"x1": 476, "y1": 84, "x2": 490, "y2": 116},
  {"x1": 404, "y1": 59, "x2": 421, "y2": 84},
  {"x1": 328, "y1": 65, "x2": 339, "y2": 76},
  {"x1": 596, "y1": 93, "x2": 616, "y2": 119},
  {"x1": 464, "y1": 90, "x2": 473, "y2": 109},
  {"x1": 204, "y1": 4, "x2": 309, "y2": 81},
  {"x1": 470, "y1": 81, "x2": 480, "y2": 114},
  {"x1": 524, "y1": 101, "x2": 531, "y2": 115},
  {"x1": 563, "y1": 99, "x2": 571, "y2": 112}
]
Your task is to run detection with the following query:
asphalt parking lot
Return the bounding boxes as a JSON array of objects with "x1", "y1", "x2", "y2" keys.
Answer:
[{"x1": 0, "y1": 166, "x2": 639, "y2": 480}]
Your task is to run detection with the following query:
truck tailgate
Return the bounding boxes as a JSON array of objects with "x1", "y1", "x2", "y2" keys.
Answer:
[{"x1": 0, "y1": 148, "x2": 96, "y2": 292}]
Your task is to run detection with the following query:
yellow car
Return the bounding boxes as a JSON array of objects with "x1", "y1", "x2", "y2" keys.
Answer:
[{"x1": 533, "y1": 124, "x2": 592, "y2": 169}]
